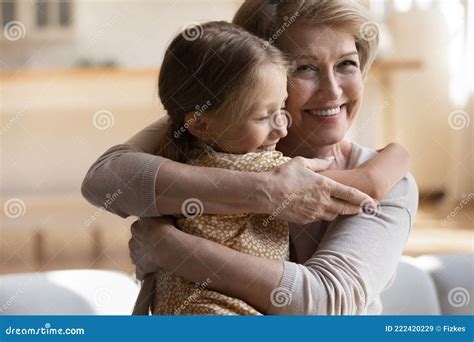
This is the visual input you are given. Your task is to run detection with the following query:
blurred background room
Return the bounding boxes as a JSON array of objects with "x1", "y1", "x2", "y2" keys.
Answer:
[{"x1": 1, "y1": 0, "x2": 473, "y2": 282}]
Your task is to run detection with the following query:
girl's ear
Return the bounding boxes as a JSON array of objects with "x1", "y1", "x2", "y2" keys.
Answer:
[{"x1": 185, "y1": 112, "x2": 211, "y2": 141}]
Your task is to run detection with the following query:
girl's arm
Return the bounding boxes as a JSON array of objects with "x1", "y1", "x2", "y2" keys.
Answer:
[
  {"x1": 320, "y1": 143, "x2": 410, "y2": 201},
  {"x1": 81, "y1": 119, "x2": 373, "y2": 223}
]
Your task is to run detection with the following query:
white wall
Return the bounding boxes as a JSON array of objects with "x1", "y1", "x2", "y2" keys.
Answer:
[
  {"x1": 0, "y1": 0, "x2": 243, "y2": 70},
  {"x1": 385, "y1": 8, "x2": 457, "y2": 195}
]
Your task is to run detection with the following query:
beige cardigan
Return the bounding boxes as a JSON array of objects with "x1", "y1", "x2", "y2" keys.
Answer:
[{"x1": 81, "y1": 117, "x2": 418, "y2": 315}]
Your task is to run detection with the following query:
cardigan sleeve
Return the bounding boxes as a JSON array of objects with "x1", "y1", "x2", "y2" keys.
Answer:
[
  {"x1": 267, "y1": 172, "x2": 418, "y2": 315},
  {"x1": 81, "y1": 118, "x2": 170, "y2": 218}
]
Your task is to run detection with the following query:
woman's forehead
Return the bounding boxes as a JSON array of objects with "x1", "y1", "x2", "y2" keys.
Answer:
[{"x1": 279, "y1": 24, "x2": 356, "y2": 58}]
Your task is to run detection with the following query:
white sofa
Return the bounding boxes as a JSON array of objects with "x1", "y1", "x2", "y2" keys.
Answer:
[
  {"x1": 0, "y1": 269, "x2": 139, "y2": 315},
  {"x1": 1, "y1": 254, "x2": 472, "y2": 315},
  {"x1": 381, "y1": 254, "x2": 473, "y2": 315}
]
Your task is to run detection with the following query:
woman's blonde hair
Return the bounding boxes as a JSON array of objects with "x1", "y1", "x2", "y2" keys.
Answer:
[
  {"x1": 158, "y1": 21, "x2": 288, "y2": 162},
  {"x1": 233, "y1": 0, "x2": 379, "y2": 78}
]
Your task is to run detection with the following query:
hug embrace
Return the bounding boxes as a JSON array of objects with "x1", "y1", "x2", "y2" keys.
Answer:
[{"x1": 82, "y1": 0, "x2": 418, "y2": 315}]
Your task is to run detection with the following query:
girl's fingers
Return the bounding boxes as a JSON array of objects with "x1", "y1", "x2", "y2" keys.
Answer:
[{"x1": 293, "y1": 156, "x2": 333, "y2": 172}]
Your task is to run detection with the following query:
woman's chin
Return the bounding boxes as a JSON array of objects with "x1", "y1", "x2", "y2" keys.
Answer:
[
  {"x1": 297, "y1": 110, "x2": 349, "y2": 145},
  {"x1": 308, "y1": 130, "x2": 346, "y2": 147}
]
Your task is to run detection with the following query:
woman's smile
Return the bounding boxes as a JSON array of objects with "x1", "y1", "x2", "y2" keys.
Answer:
[{"x1": 303, "y1": 104, "x2": 347, "y2": 121}]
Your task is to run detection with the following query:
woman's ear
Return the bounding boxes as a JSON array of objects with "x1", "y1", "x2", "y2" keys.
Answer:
[{"x1": 184, "y1": 112, "x2": 210, "y2": 141}]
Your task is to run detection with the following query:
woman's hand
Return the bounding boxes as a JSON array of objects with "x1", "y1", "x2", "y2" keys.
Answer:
[
  {"x1": 262, "y1": 157, "x2": 374, "y2": 224},
  {"x1": 129, "y1": 216, "x2": 176, "y2": 280}
]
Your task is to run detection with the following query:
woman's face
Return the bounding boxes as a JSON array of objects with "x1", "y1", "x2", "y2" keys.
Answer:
[{"x1": 279, "y1": 24, "x2": 363, "y2": 150}]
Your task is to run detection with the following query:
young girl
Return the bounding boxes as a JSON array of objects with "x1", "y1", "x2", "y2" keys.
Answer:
[{"x1": 134, "y1": 21, "x2": 409, "y2": 315}]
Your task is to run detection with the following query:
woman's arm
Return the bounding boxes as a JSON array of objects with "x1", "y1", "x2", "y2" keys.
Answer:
[
  {"x1": 267, "y1": 173, "x2": 418, "y2": 315},
  {"x1": 130, "y1": 217, "x2": 282, "y2": 313},
  {"x1": 130, "y1": 173, "x2": 418, "y2": 315},
  {"x1": 320, "y1": 143, "x2": 410, "y2": 201},
  {"x1": 81, "y1": 120, "x2": 374, "y2": 223}
]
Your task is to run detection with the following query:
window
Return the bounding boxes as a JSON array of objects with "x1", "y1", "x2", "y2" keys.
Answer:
[
  {"x1": 0, "y1": 0, "x2": 74, "y2": 41},
  {"x1": 1, "y1": 1, "x2": 15, "y2": 28}
]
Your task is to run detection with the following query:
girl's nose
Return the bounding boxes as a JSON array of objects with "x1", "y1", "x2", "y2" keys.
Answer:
[
  {"x1": 272, "y1": 126, "x2": 287, "y2": 139},
  {"x1": 270, "y1": 114, "x2": 288, "y2": 139}
]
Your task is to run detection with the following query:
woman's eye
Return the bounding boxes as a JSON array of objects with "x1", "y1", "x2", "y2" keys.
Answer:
[
  {"x1": 256, "y1": 116, "x2": 269, "y2": 121},
  {"x1": 294, "y1": 64, "x2": 317, "y2": 73},
  {"x1": 339, "y1": 60, "x2": 358, "y2": 69}
]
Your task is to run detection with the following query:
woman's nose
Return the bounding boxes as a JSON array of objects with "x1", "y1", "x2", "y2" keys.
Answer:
[{"x1": 316, "y1": 71, "x2": 342, "y2": 100}]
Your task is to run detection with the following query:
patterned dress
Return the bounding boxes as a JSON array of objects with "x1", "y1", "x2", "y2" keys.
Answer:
[{"x1": 152, "y1": 146, "x2": 290, "y2": 315}]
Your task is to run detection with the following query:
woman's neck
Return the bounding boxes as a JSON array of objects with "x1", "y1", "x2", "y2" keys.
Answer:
[{"x1": 278, "y1": 138, "x2": 353, "y2": 170}]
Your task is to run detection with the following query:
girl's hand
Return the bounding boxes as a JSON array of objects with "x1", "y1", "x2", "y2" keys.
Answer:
[
  {"x1": 129, "y1": 217, "x2": 175, "y2": 280},
  {"x1": 264, "y1": 157, "x2": 374, "y2": 224}
]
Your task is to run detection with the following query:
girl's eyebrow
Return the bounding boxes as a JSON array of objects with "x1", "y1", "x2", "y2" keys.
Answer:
[{"x1": 292, "y1": 51, "x2": 358, "y2": 60}]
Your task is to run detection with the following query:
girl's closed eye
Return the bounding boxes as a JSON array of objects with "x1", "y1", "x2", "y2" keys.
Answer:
[
  {"x1": 255, "y1": 107, "x2": 287, "y2": 122},
  {"x1": 255, "y1": 114, "x2": 270, "y2": 121}
]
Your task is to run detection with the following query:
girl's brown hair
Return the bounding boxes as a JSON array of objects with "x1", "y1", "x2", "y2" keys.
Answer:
[
  {"x1": 158, "y1": 21, "x2": 288, "y2": 163},
  {"x1": 233, "y1": 0, "x2": 379, "y2": 79}
]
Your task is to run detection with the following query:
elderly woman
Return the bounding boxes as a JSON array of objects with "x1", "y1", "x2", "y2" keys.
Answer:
[{"x1": 82, "y1": 0, "x2": 418, "y2": 315}]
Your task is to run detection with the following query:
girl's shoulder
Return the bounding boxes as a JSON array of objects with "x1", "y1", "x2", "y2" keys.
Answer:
[
  {"x1": 350, "y1": 142, "x2": 418, "y2": 216},
  {"x1": 187, "y1": 146, "x2": 290, "y2": 172}
]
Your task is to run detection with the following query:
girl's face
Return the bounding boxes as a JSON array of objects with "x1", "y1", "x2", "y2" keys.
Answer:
[
  {"x1": 279, "y1": 24, "x2": 363, "y2": 151},
  {"x1": 206, "y1": 64, "x2": 289, "y2": 153}
]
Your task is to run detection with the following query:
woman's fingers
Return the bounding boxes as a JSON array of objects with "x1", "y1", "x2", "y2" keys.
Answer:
[
  {"x1": 327, "y1": 197, "x2": 361, "y2": 216},
  {"x1": 268, "y1": 157, "x2": 375, "y2": 224},
  {"x1": 329, "y1": 180, "x2": 374, "y2": 206},
  {"x1": 319, "y1": 211, "x2": 339, "y2": 222},
  {"x1": 129, "y1": 218, "x2": 173, "y2": 279}
]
